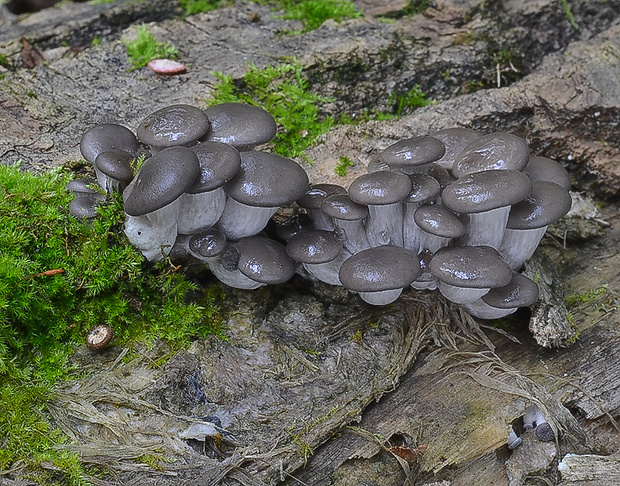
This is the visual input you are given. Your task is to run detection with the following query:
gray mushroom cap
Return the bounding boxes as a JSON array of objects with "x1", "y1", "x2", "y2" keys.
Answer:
[
  {"x1": 404, "y1": 173, "x2": 441, "y2": 203},
  {"x1": 348, "y1": 170, "x2": 412, "y2": 206},
  {"x1": 339, "y1": 245, "x2": 421, "y2": 292},
  {"x1": 379, "y1": 136, "x2": 446, "y2": 172},
  {"x1": 187, "y1": 141, "x2": 241, "y2": 193},
  {"x1": 123, "y1": 146, "x2": 200, "y2": 216},
  {"x1": 236, "y1": 236, "x2": 296, "y2": 284},
  {"x1": 80, "y1": 123, "x2": 140, "y2": 163},
  {"x1": 452, "y1": 132, "x2": 530, "y2": 177},
  {"x1": 431, "y1": 127, "x2": 481, "y2": 170},
  {"x1": 506, "y1": 181, "x2": 572, "y2": 229},
  {"x1": 188, "y1": 228, "x2": 227, "y2": 258},
  {"x1": 430, "y1": 245, "x2": 512, "y2": 288},
  {"x1": 69, "y1": 196, "x2": 100, "y2": 219},
  {"x1": 414, "y1": 204, "x2": 465, "y2": 238},
  {"x1": 203, "y1": 102, "x2": 277, "y2": 150},
  {"x1": 482, "y1": 273, "x2": 539, "y2": 309},
  {"x1": 137, "y1": 104, "x2": 210, "y2": 150},
  {"x1": 287, "y1": 229, "x2": 344, "y2": 264},
  {"x1": 66, "y1": 178, "x2": 105, "y2": 201},
  {"x1": 297, "y1": 183, "x2": 347, "y2": 209},
  {"x1": 223, "y1": 151, "x2": 309, "y2": 207},
  {"x1": 522, "y1": 156, "x2": 571, "y2": 190},
  {"x1": 321, "y1": 193, "x2": 369, "y2": 220},
  {"x1": 441, "y1": 170, "x2": 532, "y2": 214},
  {"x1": 94, "y1": 149, "x2": 135, "y2": 182}
]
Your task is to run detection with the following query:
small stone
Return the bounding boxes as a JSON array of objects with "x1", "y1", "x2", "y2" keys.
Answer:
[
  {"x1": 147, "y1": 59, "x2": 187, "y2": 75},
  {"x1": 85, "y1": 324, "x2": 114, "y2": 350}
]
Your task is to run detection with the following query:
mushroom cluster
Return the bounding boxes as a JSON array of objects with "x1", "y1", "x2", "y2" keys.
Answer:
[{"x1": 69, "y1": 103, "x2": 572, "y2": 319}]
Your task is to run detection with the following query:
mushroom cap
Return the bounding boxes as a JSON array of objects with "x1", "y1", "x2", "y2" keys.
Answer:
[
  {"x1": 188, "y1": 228, "x2": 227, "y2": 258},
  {"x1": 297, "y1": 183, "x2": 347, "y2": 209},
  {"x1": 80, "y1": 123, "x2": 140, "y2": 163},
  {"x1": 404, "y1": 173, "x2": 441, "y2": 203},
  {"x1": 137, "y1": 104, "x2": 210, "y2": 150},
  {"x1": 379, "y1": 136, "x2": 446, "y2": 171},
  {"x1": 94, "y1": 149, "x2": 135, "y2": 182},
  {"x1": 452, "y1": 132, "x2": 530, "y2": 177},
  {"x1": 348, "y1": 170, "x2": 412, "y2": 206},
  {"x1": 482, "y1": 273, "x2": 539, "y2": 309},
  {"x1": 430, "y1": 127, "x2": 481, "y2": 169},
  {"x1": 187, "y1": 141, "x2": 241, "y2": 193},
  {"x1": 522, "y1": 156, "x2": 571, "y2": 190},
  {"x1": 506, "y1": 181, "x2": 572, "y2": 229},
  {"x1": 535, "y1": 423, "x2": 555, "y2": 442},
  {"x1": 69, "y1": 196, "x2": 100, "y2": 219},
  {"x1": 287, "y1": 229, "x2": 344, "y2": 264},
  {"x1": 441, "y1": 169, "x2": 532, "y2": 214},
  {"x1": 85, "y1": 324, "x2": 114, "y2": 350},
  {"x1": 66, "y1": 178, "x2": 105, "y2": 200},
  {"x1": 321, "y1": 193, "x2": 369, "y2": 221},
  {"x1": 204, "y1": 102, "x2": 277, "y2": 150},
  {"x1": 123, "y1": 147, "x2": 200, "y2": 216},
  {"x1": 236, "y1": 236, "x2": 296, "y2": 284},
  {"x1": 430, "y1": 245, "x2": 512, "y2": 288},
  {"x1": 414, "y1": 204, "x2": 465, "y2": 238},
  {"x1": 223, "y1": 151, "x2": 309, "y2": 207},
  {"x1": 339, "y1": 245, "x2": 421, "y2": 292}
]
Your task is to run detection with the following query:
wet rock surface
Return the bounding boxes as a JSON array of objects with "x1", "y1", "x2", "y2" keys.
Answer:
[{"x1": 1, "y1": 1, "x2": 620, "y2": 485}]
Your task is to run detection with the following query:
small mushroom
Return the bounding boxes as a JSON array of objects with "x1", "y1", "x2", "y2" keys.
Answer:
[
  {"x1": 452, "y1": 132, "x2": 530, "y2": 177},
  {"x1": 441, "y1": 169, "x2": 532, "y2": 249},
  {"x1": 348, "y1": 170, "x2": 412, "y2": 247},
  {"x1": 522, "y1": 404, "x2": 556, "y2": 442},
  {"x1": 207, "y1": 242, "x2": 263, "y2": 289},
  {"x1": 339, "y1": 245, "x2": 421, "y2": 305},
  {"x1": 85, "y1": 324, "x2": 114, "y2": 350},
  {"x1": 203, "y1": 102, "x2": 277, "y2": 151},
  {"x1": 462, "y1": 273, "x2": 539, "y2": 319},
  {"x1": 413, "y1": 204, "x2": 464, "y2": 254},
  {"x1": 379, "y1": 136, "x2": 446, "y2": 175},
  {"x1": 137, "y1": 104, "x2": 210, "y2": 153},
  {"x1": 522, "y1": 155, "x2": 571, "y2": 190},
  {"x1": 66, "y1": 178, "x2": 105, "y2": 202},
  {"x1": 402, "y1": 173, "x2": 441, "y2": 252},
  {"x1": 236, "y1": 236, "x2": 296, "y2": 286},
  {"x1": 69, "y1": 196, "x2": 100, "y2": 220},
  {"x1": 187, "y1": 227, "x2": 227, "y2": 264},
  {"x1": 177, "y1": 142, "x2": 241, "y2": 235},
  {"x1": 297, "y1": 183, "x2": 347, "y2": 231},
  {"x1": 94, "y1": 149, "x2": 135, "y2": 195},
  {"x1": 429, "y1": 245, "x2": 512, "y2": 304},
  {"x1": 498, "y1": 181, "x2": 572, "y2": 270},
  {"x1": 287, "y1": 229, "x2": 348, "y2": 286},
  {"x1": 321, "y1": 193, "x2": 370, "y2": 254},
  {"x1": 217, "y1": 151, "x2": 309, "y2": 240},
  {"x1": 507, "y1": 425, "x2": 522, "y2": 450},
  {"x1": 80, "y1": 123, "x2": 140, "y2": 164}
]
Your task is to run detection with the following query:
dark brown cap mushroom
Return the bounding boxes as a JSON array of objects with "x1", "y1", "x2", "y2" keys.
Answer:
[
  {"x1": 402, "y1": 173, "x2": 442, "y2": 252},
  {"x1": 321, "y1": 193, "x2": 370, "y2": 254},
  {"x1": 452, "y1": 132, "x2": 530, "y2": 178},
  {"x1": 379, "y1": 136, "x2": 446, "y2": 174},
  {"x1": 69, "y1": 196, "x2": 100, "y2": 220},
  {"x1": 137, "y1": 104, "x2": 210, "y2": 152},
  {"x1": 297, "y1": 183, "x2": 347, "y2": 231},
  {"x1": 287, "y1": 229, "x2": 346, "y2": 285},
  {"x1": 188, "y1": 227, "x2": 227, "y2": 262},
  {"x1": 339, "y1": 245, "x2": 421, "y2": 305},
  {"x1": 217, "y1": 151, "x2": 309, "y2": 240},
  {"x1": 80, "y1": 123, "x2": 140, "y2": 164},
  {"x1": 429, "y1": 245, "x2": 512, "y2": 304},
  {"x1": 66, "y1": 178, "x2": 105, "y2": 202},
  {"x1": 348, "y1": 170, "x2": 412, "y2": 247},
  {"x1": 203, "y1": 102, "x2": 277, "y2": 151},
  {"x1": 413, "y1": 204, "x2": 465, "y2": 254},
  {"x1": 463, "y1": 273, "x2": 539, "y2": 319},
  {"x1": 522, "y1": 156, "x2": 571, "y2": 190}
]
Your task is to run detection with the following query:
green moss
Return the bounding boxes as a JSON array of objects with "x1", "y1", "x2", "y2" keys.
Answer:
[
  {"x1": 124, "y1": 24, "x2": 178, "y2": 70},
  {"x1": 0, "y1": 163, "x2": 225, "y2": 482},
  {"x1": 272, "y1": 0, "x2": 362, "y2": 32},
  {"x1": 335, "y1": 156, "x2": 354, "y2": 177},
  {"x1": 209, "y1": 59, "x2": 334, "y2": 159},
  {"x1": 371, "y1": 84, "x2": 431, "y2": 120},
  {"x1": 561, "y1": 0, "x2": 579, "y2": 29},
  {"x1": 565, "y1": 285, "x2": 608, "y2": 309},
  {"x1": 180, "y1": 0, "x2": 231, "y2": 15}
]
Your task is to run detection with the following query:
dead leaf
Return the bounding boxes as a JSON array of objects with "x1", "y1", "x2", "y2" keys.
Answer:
[{"x1": 21, "y1": 37, "x2": 47, "y2": 69}]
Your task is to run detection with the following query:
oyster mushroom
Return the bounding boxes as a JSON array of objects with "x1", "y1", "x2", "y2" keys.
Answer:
[
  {"x1": 339, "y1": 245, "x2": 421, "y2": 305},
  {"x1": 80, "y1": 123, "x2": 140, "y2": 164},
  {"x1": 321, "y1": 193, "x2": 370, "y2": 254},
  {"x1": 401, "y1": 173, "x2": 441, "y2": 252},
  {"x1": 462, "y1": 273, "x2": 539, "y2": 319},
  {"x1": 379, "y1": 136, "x2": 446, "y2": 175},
  {"x1": 297, "y1": 183, "x2": 347, "y2": 231},
  {"x1": 452, "y1": 132, "x2": 530, "y2": 177},
  {"x1": 217, "y1": 151, "x2": 309, "y2": 240},
  {"x1": 287, "y1": 229, "x2": 349, "y2": 286},
  {"x1": 94, "y1": 149, "x2": 135, "y2": 195}
]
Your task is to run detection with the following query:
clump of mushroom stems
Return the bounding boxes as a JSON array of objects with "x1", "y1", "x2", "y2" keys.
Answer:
[{"x1": 71, "y1": 103, "x2": 572, "y2": 320}]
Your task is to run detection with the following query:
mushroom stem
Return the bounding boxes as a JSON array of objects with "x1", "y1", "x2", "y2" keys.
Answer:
[
  {"x1": 461, "y1": 299, "x2": 517, "y2": 319},
  {"x1": 177, "y1": 188, "x2": 227, "y2": 235},
  {"x1": 217, "y1": 198, "x2": 278, "y2": 240},
  {"x1": 402, "y1": 202, "x2": 422, "y2": 252},
  {"x1": 366, "y1": 203, "x2": 404, "y2": 247},
  {"x1": 498, "y1": 226, "x2": 548, "y2": 271},
  {"x1": 359, "y1": 288, "x2": 403, "y2": 305},
  {"x1": 333, "y1": 219, "x2": 370, "y2": 254},
  {"x1": 303, "y1": 249, "x2": 352, "y2": 286},
  {"x1": 124, "y1": 213, "x2": 178, "y2": 261},
  {"x1": 437, "y1": 282, "x2": 490, "y2": 304},
  {"x1": 459, "y1": 206, "x2": 510, "y2": 249}
]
